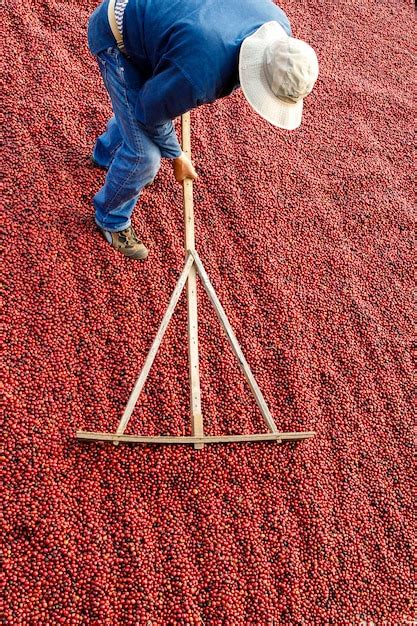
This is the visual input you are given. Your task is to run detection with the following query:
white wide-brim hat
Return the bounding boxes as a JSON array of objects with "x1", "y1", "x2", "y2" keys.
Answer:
[{"x1": 239, "y1": 21, "x2": 319, "y2": 130}]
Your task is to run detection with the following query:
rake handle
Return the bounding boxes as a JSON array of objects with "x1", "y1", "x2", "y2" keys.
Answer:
[
  {"x1": 181, "y1": 113, "x2": 204, "y2": 448},
  {"x1": 181, "y1": 113, "x2": 195, "y2": 252}
]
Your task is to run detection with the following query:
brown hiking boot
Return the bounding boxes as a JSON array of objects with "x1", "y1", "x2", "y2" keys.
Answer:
[{"x1": 99, "y1": 226, "x2": 149, "y2": 260}]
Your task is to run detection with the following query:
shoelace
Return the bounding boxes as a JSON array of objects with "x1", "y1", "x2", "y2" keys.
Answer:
[{"x1": 119, "y1": 228, "x2": 142, "y2": 245}]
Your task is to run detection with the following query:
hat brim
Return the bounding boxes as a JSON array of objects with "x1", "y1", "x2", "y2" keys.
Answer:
[{"x1": 239, "y1": 21, "x2": 303, "y2": 131}]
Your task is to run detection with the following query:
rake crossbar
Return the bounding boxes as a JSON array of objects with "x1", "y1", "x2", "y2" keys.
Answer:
[{"x1": 76, "y1": 431, "x2": 316, "y2": 444}]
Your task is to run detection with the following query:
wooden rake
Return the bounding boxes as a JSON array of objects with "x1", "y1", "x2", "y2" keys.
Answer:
[{"x1": 77, "y1": 113, "x2": 315, "y2": 449}]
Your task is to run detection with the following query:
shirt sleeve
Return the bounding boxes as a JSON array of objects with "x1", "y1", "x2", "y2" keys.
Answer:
[
  {"x1": 138, "y1": 120, "x2": 182, "y2": 159},
  {"x1": 134, "y1": 56, "x2": 203, "y2": 128}
]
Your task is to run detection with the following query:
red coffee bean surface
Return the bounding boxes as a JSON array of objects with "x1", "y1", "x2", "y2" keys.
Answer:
[{"x1": 3, "y1": 0, "x2": 414, "y2": 624}]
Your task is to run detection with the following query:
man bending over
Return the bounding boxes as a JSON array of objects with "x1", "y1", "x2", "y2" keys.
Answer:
[{"x1": 88, "y1": 0, "x2": 319, "y2": 259}]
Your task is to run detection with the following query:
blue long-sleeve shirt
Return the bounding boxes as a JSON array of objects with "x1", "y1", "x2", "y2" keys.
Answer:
[{"x1": 88, "y1": 0, "x2": 291, "y2": 157}]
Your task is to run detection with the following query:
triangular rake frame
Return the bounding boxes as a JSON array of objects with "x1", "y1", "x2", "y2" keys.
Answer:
[{"x1": 76, "y1": 114, "x2": 315, "y2": 449}]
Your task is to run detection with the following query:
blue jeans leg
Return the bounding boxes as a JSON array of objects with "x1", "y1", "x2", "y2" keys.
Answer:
[
  {"x1": 93, "y1": 47, "x2": 161, "y2": 232},
  {"x1": 92, "y1": 116, "x2": 122, "y2": 169}
]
